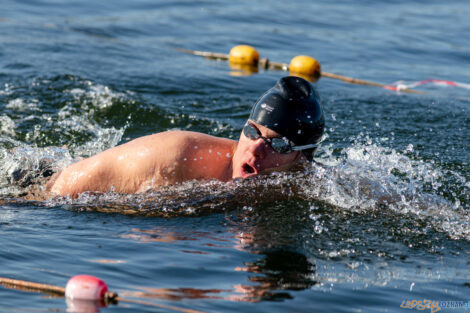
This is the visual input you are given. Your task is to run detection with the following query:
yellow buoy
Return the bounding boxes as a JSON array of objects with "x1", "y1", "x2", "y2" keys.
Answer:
[
  {"x1": 289, "y1": 55, "x2": 321, "y2": 82},
  {"x1": 229, "y1": 45, "x2": 260, "y2": 66}
]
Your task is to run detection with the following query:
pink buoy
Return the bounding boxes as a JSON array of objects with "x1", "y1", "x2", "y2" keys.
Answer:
[{"x1": 65, "y1": 275, "x2": 108, "y2": 300}]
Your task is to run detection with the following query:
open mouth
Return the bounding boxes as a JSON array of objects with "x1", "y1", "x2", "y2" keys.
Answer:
[{"x1": 242, "y1": 163, "x2": 256, "y2": 175}]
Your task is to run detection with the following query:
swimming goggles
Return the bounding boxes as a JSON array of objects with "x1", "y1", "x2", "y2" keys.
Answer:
[{"x1": 243, "y1": 123, "x2": 321, "y2": 154}]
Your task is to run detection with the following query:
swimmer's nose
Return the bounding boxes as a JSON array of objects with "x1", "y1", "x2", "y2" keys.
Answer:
[{"x1": 248, "y1": 138, "x2": 267, "y2": 159}]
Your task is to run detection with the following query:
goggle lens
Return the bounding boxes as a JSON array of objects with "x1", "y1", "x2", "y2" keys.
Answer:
[
  {"x1": 270, "y1": 138, "x2": 292, "y2": 153},
  {"x1": 243, "y1": 124, "x2": 292, "y2": 154},
  {"x1": 243, "y1": 123, "x2": 261, "y2": 140}
]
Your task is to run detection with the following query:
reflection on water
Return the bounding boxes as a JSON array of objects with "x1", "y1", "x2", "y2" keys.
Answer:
[
  {"x1": 118, "y1": 222, "x2": 318, "y2": 303},
  {"x1": 124, "y1": 228, "x2": 234, "y2": 247},
  {"x1": 122, "y1": 287, "x2": 228, "y2": 301},
  {"x1": 124, "y1": 250, "x2": 316, "y2": 303},
  {"x1": 121, "y1": 231, "x2": 317, "y2": 303},
  {"x1": 228, "y1": 63, "x2": 259, "y2": 77},
  {"x1": 232, "y1": 250, "x2": 317, "y2": 302},
  {"x1": 66, "y1": 298, "x2": 103, "y2": 313}
]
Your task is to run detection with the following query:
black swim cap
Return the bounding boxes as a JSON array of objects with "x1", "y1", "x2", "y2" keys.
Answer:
[{"x1": 249, "y1": 76, "x2": 325, "y2": 161}]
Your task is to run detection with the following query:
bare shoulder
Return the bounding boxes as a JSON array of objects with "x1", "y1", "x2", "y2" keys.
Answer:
[
  {"x1": 164, "y1": 130, "x2": 235, "y2": 149},
  {"x1": 48, "y1": 130, "x2": 236, "y2": 197},
  {"x1": 120, "y1": 131, "x2": 237, "y2": 188},
  {"x1": 166, "y1": 131, "x2": 237, "y2": 182},
  {"x1": 146, "y1": 130, "x2": 233, "y2": 144},
  {"x1": 136, "y1": 130, "x2": 235, "y2": 156}
]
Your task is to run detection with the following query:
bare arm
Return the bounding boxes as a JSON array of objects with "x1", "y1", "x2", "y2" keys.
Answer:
[
  {"x1": 49, "y1": 131, "x2": 236, "y2": 197},
  {"x1": 49, "y1": 148, "x2": 114, "y2": 197}
]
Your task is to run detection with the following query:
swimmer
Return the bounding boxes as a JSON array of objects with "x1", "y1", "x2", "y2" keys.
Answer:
[{"x1": 47, "y1": 76, "x2": 325, "y2": 198}]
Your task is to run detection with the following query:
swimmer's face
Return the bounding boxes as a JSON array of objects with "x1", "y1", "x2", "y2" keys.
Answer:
[{"x1": 232, "y1": 120, "x2": 301, "y2": 179}]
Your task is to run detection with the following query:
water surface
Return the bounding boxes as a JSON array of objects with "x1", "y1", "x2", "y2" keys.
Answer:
[{"x1": 1, "y1": 0, "x2": 469, "y2": 312}]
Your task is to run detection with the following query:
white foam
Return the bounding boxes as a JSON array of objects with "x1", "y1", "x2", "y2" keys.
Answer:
[
  {"x1": 0, "y1": 81, "x2": 128, "y2": 196},
  {"x1": 0, "y1": 115, "x2": 16, "y2": 136},
  {"x1": 0, "y1": 145, "x2": 73, "y2": 196},
  {"x1": 6, "y1": 98, "x2": 39, "y2": 112},
  {"x1": 67, "y1": 83, "x2": 128, "y2": 110},
  {"x1": 0, "y1": 83, "x2": 13, "y2": 96},
  {"x1": 300, "y1": 139, "x2": 469, "y2": 240}
]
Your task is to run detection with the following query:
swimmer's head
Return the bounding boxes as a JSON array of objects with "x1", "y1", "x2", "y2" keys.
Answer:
[{"x1": 249, "y1": 76, "x2": 325, "y2": 161}]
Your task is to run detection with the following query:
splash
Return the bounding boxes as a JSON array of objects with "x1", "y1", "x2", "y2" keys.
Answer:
[
  {"x1": 0, "y1": 115, "x2": 16, "y2": 137},
  {"x1": 302, "y1": 139, "x2": 469, "y2": 240},
  {"x1": 29, "y1": 139, "x2": 467, "y2": 241},
  {"x1": 59, "y1": 81, "x2": 127, "y2": 156},
  {"x1": 68, "y1": 83, "x2": 130, "y2": 110},
  {"x1": 0, "y1": 146, "x2": 72, "y2": 197},
  {"x1": 0, "y1": 77, "x2": 126, "y2": 156},
  {"x1": 0, "y1": 78, "x2": 128, "y2": 196}
]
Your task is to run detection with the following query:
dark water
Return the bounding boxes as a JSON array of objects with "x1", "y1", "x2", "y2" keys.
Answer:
[{"x1": 1, "y1": 0, "x2": 469, "y2": 312}]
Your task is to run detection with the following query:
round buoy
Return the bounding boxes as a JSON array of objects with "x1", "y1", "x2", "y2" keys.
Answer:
[
  {"x1": 65, "y1": 275, "x2": 108, "y2": 301},
  {"x1": 229, "y1": 45, "x2": 260, "y2": 66},
  {"x1": 289, "y1": 55, "x2": 321, "y2": 82}
]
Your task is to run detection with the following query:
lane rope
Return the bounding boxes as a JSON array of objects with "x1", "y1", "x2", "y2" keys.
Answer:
[
  {"x1": 174, "y1": 47, "x2": 422, "y2": 93},
  {"x1": 385, "y1": 79, "x2": 470, "y2": 91},
  {"x1": 176, "y1": 46, "x2": 470, "y2": 95}
]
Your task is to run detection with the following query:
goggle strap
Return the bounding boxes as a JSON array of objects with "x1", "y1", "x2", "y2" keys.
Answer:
[{"x1": 291, "y1": 143, "x2": 320, "y2": 151}]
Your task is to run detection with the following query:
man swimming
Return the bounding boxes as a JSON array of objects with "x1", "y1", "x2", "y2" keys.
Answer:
[{"x1": 48, "y1": 76, "x2": 325, "y2": 198}]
